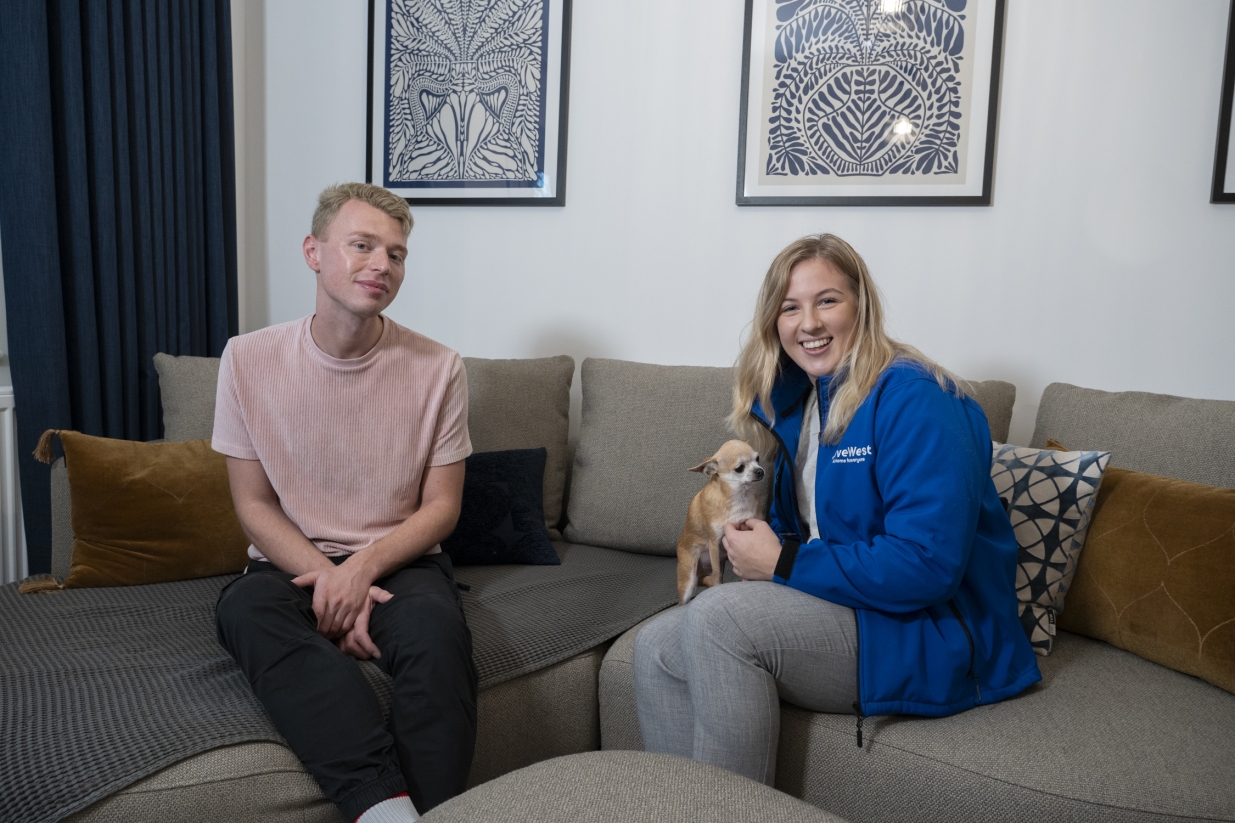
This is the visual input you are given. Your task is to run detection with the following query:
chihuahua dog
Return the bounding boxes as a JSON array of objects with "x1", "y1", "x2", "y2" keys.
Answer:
[{"x1": 676, "y1": 440, "x2": 765, "y2": 605}]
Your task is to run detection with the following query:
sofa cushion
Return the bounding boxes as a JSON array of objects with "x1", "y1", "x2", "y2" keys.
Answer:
[
  {"x1": 31, "y1": 431, "x2": 249, "y2": 589},
  {"x1": 153, "y1": 353, "x2": 221, "y2": 441},
  {"x1": 777, "y1": 632, "x2": 1235, "y2": 822},
  {"x1": 66, "y1": 649, "x2": 607, "y2": 823},
  {"x1": 1058, "y1": 466, "x2": 1235, "y2": 694},
  {"x1": 421, "y1": 751, "x2": 846, "y2": 823},
  {"x1": 462, "y1": 356, "x2": 574, "y2": 535},
  {"x1": 1031, "y1": 383, "x2": 1235, "y2": 488},
  {"x1": 5, "y1": 541, "x2": 676, "y2": 823},
  {"x1": 455, "y1": 542, "x2": 676, "y2": 686},
  {"x1": 564, "y1": 359, "x2": 735, "y2": 555},
  {"x1": 990, "y1": 443, "x2": 1111, "y2": 655},
  {"x1": 463, "y1": 648, "x2": 604, "y2": 788},
  {"x1": 441, "y1": 449, "x2": 559, "y2": 566},
  {"x1": 63, "y1": 744, "x2": 341, "y2": 823},
  {"x1": 598, "y1": 613, "x2": 661, "y2": 752},
  {"x1": 963, "y1": 379, "x2": 1016, "y2": 443},
  {"x1": 601, "y1": 622, "x2": 1235, "y2": 821},
  {"x1": 1, "y1": 576, "x2": 287, "y2": 823}
]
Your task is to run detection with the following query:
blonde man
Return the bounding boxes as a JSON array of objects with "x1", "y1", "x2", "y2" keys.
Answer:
[{"x1": 214, "y1": 183, "x2": 475, "y2": 823}]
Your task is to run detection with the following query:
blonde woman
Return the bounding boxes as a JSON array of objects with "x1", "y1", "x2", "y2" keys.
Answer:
[{"x1": 633, "y1": 235, "x2": 1040, "y2": 785}]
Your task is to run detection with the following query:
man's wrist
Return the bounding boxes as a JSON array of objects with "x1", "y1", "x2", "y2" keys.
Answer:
[{"x1": 344, "y1": 549, "x2": 385, "y2": 586}]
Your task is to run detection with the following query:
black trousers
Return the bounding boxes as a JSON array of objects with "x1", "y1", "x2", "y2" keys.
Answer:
[{"x1": 215, "y1": 552, "x2": 478, "y2": 819}]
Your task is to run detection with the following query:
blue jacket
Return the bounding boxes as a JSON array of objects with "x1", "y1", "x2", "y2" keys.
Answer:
[{"x1": 754, "y1": 359, "x2": 1040, "y2": 718}]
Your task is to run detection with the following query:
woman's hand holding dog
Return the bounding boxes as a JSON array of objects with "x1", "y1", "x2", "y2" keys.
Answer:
[{"x1": 723, "y1": 519, "x2": 781, "y2": 581}]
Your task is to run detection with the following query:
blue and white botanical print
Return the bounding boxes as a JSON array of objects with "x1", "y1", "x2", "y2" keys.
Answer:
[
  {"x1": 384, "y1": 0, "x2": 549, "y2": 188},
  {"x1": 764, "y1": 0, "x2": 974, "y2": 179}
]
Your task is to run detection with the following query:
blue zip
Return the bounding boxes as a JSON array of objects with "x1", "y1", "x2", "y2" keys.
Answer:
[
  {"x1": 853, "y1": 615, "x2": 864, "y2": 748},
  {"x1": 947, "y1": 599, "x2": 981, "y2": 703}
]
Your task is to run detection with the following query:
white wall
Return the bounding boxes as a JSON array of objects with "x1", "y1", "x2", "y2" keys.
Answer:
[{"x1": 252, "y1": 0, "x2": 1235, "y2": 445}]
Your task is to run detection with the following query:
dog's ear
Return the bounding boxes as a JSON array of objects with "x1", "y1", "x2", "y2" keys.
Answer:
[{"x1": 689, "y1": 459, "x2": 719, "y2": 476}]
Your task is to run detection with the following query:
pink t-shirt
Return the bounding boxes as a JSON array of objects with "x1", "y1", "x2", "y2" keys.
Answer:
[{"x1": 212, "y1": 315, "x2": 471, "y2": 562}]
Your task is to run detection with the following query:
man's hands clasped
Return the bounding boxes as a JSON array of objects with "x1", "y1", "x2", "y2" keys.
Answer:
[{"x1": 292, "y1": 558, "x2": 392, "y2": 661}]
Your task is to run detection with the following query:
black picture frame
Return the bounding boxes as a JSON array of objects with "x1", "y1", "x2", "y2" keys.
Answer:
[
  {"x1": 1212, "y1": 0, "x2": 1235, "y2": 203},
  {"x1": 736, "y1": 0, "x2": 1007, "y2": 207},
  {"x1": 366, "y1": 0, "x2": 572, "y2": 206}
]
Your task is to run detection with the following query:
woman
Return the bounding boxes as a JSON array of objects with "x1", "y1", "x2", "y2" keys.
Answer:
[{"x1": 633, "y1": 235, "x2": 1040, "y2": 785}]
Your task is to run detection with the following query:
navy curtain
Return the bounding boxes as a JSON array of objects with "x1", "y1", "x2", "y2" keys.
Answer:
[{"x1": 0, "y1": 0, "x2": 238, "y2": 574}]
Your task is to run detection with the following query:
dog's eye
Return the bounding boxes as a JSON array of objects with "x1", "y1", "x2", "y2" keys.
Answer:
[{"x1": 735, "y1": 464, "x2": 745, "y2": 473}]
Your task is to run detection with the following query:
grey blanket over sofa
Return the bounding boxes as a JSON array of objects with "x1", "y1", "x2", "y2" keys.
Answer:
[{"x1": 0, "y1": 543, "x2": 677, "y2": 823}]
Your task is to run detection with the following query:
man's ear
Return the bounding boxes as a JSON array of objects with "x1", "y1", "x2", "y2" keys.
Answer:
[
  {"x1": 303, "y1": 234, "x2": 321, "y2": 273},
  {"x1": 688, "y1": 459, "x2": 718, "y2": 476}
]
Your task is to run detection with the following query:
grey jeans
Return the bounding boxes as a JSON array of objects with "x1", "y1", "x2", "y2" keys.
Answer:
[{"x1": 633, "y1": 581, "x2": 858, "y2": 785}]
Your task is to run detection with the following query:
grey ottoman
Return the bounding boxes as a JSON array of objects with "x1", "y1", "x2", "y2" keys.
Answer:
[{"x1": 420, "y1": 750, "x2": 846, "y2": 822}]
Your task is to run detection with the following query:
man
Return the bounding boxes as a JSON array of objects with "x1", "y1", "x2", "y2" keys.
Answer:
[{"x1": 214, "y1": 183, "x2": 476, "y2": 823}]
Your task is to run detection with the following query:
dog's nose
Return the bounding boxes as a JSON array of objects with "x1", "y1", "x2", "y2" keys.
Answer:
[{"x1": 752, "y1": 467, "x2": 765, "y2": 481}]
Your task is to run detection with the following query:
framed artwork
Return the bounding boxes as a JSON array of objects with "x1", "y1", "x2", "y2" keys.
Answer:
[
  {"x1": 366, "y1": 0, "x2": 572, "y2": 206},
  {"x1": 736, "y1": 0, "x2": 1007, "y2": 206},
  {"x1": 1213, "y1": 0, "x2": 1235, "y2": 203}
]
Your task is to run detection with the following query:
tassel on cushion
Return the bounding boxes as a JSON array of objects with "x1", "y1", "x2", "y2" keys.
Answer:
[
  {"x1": 19, "y1": 575, "x2": 64, "y2": 594},
  {"x1": 34, "y1": 429, "x2": 61, "y2": 464}
]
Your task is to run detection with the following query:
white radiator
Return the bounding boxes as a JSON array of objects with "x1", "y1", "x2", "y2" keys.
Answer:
[{"x1": 0, "y1": 387, "x2": 27, "y2": 584}]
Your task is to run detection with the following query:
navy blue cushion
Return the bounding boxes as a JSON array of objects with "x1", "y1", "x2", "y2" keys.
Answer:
[{"x1": 443, "y1": 448, "x2": 559, "y2": 566}]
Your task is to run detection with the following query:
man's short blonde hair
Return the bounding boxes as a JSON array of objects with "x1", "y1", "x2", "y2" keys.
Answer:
[{"x1": 311, "y1": 183, "x2": 413, "y2": 239}]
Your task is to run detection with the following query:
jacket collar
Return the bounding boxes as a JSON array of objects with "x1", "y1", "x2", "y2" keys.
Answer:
[{"x1": 751, "y1": 358, "x2": 834, "y2": 426}]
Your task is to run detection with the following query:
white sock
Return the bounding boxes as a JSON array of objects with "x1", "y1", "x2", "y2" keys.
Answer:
[{"x1": 355, "y1": 793, "x2": 419, "y2": 823}]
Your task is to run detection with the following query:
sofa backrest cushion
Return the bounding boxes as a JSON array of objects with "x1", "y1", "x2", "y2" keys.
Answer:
[
  {"x1": 964, "y1": 380, "x2": 1015, "y2": 443},
  {"x1": 153, "y1": 353, "x2": 221, "y2": 441},
  {"x1": 462, "y1": 356, "x2": 574, "y2": 534},
  {"x1": 564, "y1": 359, "x2": 1019, "y2": 555},
  {"x1": 564, "y1": 359, "x2": 735, "y2": 555},
  {"x1": 1031, "y1": 383, "x2": 1235, "y2": 489}
]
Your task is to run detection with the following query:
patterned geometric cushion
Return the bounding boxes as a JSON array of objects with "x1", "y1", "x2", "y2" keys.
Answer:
[{"x1": 990, "y1": 443, "x2": 1111, "y2": 655}]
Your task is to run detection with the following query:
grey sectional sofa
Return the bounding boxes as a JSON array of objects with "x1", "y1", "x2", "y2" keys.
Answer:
[
  {"x1": 16, "y1": 355, "x2": 1235, "y2": 823},
  {"x1": 600, "y1": 378, "x2": 1235, "y2": 823}
]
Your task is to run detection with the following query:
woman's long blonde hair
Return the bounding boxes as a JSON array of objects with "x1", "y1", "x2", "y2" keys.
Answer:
[{"x1": 729, "y1": 234, "x2": 962, "y2": 448}]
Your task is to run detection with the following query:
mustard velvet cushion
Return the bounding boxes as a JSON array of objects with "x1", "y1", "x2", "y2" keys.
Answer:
[
  {"x1": 28, "y1": 430, "x2": 249, "y2": 589},
  {"x1": 1056, "y1": 463, "x2": 1235, "y2": 695}
]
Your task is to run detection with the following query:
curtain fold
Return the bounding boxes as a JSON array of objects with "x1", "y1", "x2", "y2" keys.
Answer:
[{"x1": 0, "y1": 0, "x2": 237, "y2": 574}]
